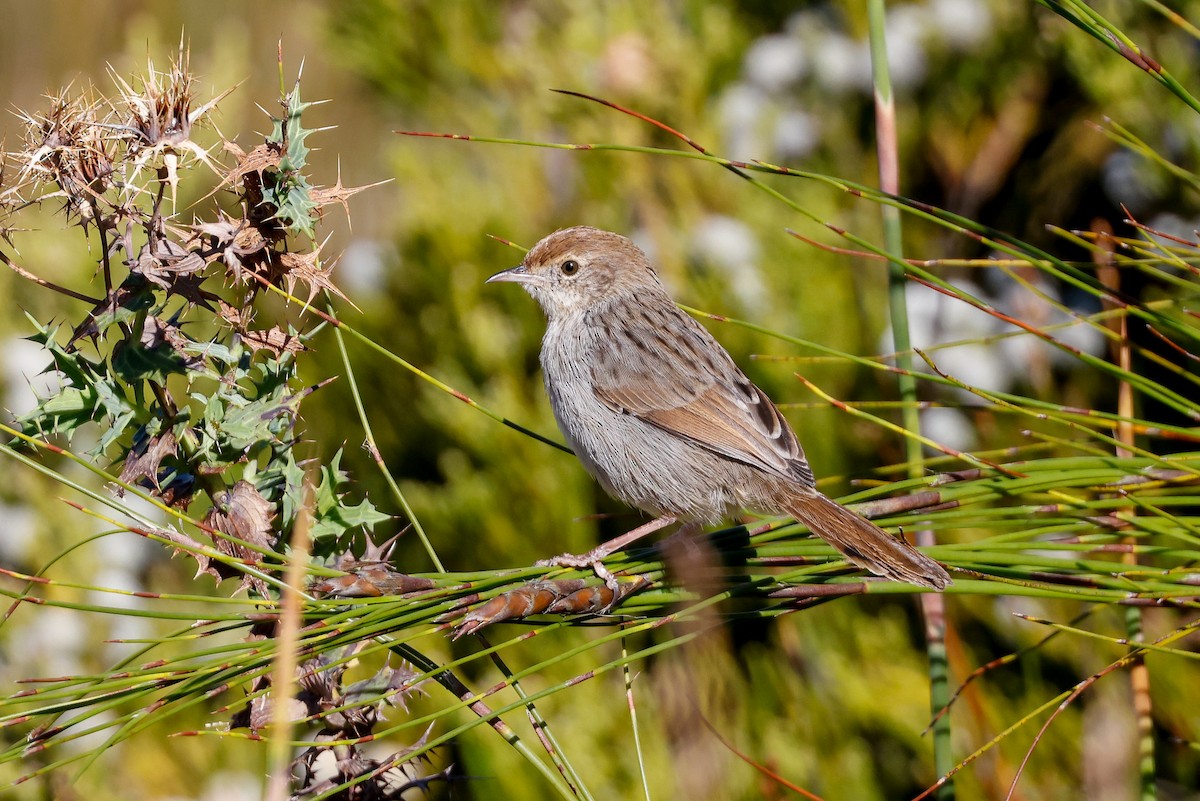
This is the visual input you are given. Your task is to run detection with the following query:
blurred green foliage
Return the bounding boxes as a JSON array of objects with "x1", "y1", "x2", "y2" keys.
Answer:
[{"x1": 2, "y1": 1, "x2": 1200, "y2": 799}]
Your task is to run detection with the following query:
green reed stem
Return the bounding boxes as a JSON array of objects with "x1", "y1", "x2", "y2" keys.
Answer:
[{"x1": 867, "y1": 3, "x2": 953, "y2": 796}]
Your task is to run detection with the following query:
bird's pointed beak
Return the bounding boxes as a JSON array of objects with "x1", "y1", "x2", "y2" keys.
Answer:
[{"x1": 486, "y1": 264, "x2": 533, "y2": 284}]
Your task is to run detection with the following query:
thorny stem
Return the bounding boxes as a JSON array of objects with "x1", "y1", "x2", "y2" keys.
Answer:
[{"x1": 94, "y1": 196, "x2": 113, "y2": 298}]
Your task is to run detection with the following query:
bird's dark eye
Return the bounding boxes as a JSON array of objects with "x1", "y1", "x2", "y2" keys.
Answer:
[{"x1": 560, "y1": 259, "x2": 580, "y2": 276}]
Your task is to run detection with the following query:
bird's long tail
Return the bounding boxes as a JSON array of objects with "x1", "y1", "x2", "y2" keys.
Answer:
[{"x1": 784, "y1": 491, "x2": 951, "y2": 590}]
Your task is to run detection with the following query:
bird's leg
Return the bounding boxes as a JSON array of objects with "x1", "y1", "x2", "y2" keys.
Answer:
[{"x1": 538, "y1": 515, "x2": 678, "y2": 591}]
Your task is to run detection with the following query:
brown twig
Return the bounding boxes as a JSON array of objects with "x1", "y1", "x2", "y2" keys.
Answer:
[
  {"x1": 0, "y1": 248, "x2": 103, "y2": 304},
  {"x1": 1094, "y1": 218, "x2": 1156, "y2": 796}
]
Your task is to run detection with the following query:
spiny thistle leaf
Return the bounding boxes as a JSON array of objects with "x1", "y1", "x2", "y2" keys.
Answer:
[
  {"x1": 16, "y1": 317, "x2": 135, "y2": 442},
  {"x1": 273, "y1": 82, "x2": 317, "y2": 172},
  {"x1": 309, "y1": 450, "x2": 392, "y2": 540},
  {"x1": 265, "y1": 82, "x2": 320, "y2": 238}
]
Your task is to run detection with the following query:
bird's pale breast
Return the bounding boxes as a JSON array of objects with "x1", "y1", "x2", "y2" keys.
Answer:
[{"x1": 540, "y1": 309, "x2": 772, "y2": 522}]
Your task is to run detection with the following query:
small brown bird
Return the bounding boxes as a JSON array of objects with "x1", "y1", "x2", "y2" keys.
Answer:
[{"x1": 488, "y1": 226, "x2": 950, "y2": 590}]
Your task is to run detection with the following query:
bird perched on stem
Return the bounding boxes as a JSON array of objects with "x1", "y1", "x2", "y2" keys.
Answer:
[{"x1": 487, "y1": 226, "x2": 950, "y2": 591}]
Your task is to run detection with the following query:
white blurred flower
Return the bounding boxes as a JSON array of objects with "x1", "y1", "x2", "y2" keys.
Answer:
[
  {"x1": 886, "y1": 281, "x2": 1015, "y2": 392},
  {"x1": 744, "y1": 34, "x2": 808, "y2": 93},
  {"x1": 90, "y1": 566, "x2": 153, "y2": 660},
  {"x1": 0, "y1": 502, "x2": 35, "y2": 563},
  {"x1": 719, "y1": 82, "x2": 769, "y2": 162},
  {"x1": 812, "y1": 33, "x2": 873, "y2": 94},
  {"x1": 340, "y1": 238, "x2": 389, "y2": 295},
  {"x1": 921, "y1": 406, "x2": 978, "y2": 453},
  {"x1": 785, "y1": 9, "x2": 827, "y2": 38},
  {"x1": 774, "y1": 108, "x2": 820, "y2": 159},
  {"x1": 690, "y1": 215, "x2": 766, "y2": 308},
  {"x1": 20, "y1": 606, "x2": 88, "y2": 678},
  {"x1": 3, "y1": 336, "x2": 63, "y2": 417},
  {"x1": 1144, "y1": 212, "x2": 1200, "y2": 248},
  {"x1": 885, "y1": 4, "x2": 930, "y2": 89},
  {"x1": 1102, "y1": 149, "x2": 1166, "y2": 214},
  {"x1": 101, "y1": 495, "x2": 166, "y2": 569},
  {"x1": 929, "y1": 0, "x2": 992, "y2": 49},
  {"x1": 629, "y1": 227, "x2": 660, "y2": 277},
  {"x1": 994, "y1": 273, "x2": 1105, "y2": 372}
]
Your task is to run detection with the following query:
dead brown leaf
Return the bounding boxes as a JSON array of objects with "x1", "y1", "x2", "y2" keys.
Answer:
[
  {"x1": 204, "y1": 480, "x2": 277, "y2": 594},
  {"x1": 118, "y1": 428, "x2": 178, "y2": 490}
]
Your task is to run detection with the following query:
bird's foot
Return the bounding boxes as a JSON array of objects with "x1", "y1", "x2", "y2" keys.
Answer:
[
  {"x1": 537, "y1": 550, "x2": 621, "y2": 594},
  {"x1": 536, "y1": 515, "x2": 679, "y2": 595}
]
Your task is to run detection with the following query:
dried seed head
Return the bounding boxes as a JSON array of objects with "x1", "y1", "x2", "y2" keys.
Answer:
[
  {"x1": 0, "y1": 146, "x2": 23, "y2": 244},
  {"x1": 116, "y1": 51, "x2": 197, "y2": 152},
  {"x1": 108, "y1": 42, "x2": 233, "y2": 208},
  {"x1": 18, "y1": 89, "x2": 116, "y2": 223}
]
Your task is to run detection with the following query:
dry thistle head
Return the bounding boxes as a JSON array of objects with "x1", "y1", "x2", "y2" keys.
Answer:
[
  {"x1": 108, "y1": 42, "x2": 232, "y2": 209},
  {"x1": 18, "y1": 89, "x2": 116, "y2": 225},
  {"x1": 0, "y1": 148, "x2": 18, "y2": 247},
  {"x1": 122, "y1": 51, "x2": 196, "y2": 151}
]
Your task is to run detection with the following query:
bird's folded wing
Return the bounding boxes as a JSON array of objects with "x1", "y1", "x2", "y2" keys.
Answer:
[{"x1": 588, "y1": 307, "x2": 812, "y2": 484}]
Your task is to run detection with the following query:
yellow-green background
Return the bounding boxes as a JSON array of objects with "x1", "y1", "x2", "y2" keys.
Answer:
[{"x1": 1, "y1": 2, "x2": 1198, "y2": 799}]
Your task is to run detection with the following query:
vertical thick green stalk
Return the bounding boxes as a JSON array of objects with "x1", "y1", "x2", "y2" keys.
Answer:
[
  {"x1": 866, "y1": 1, "x2": 954, "y2": 797},
  {"x1": 866, "y1": 6, "x2": 921, "y2": 468}
]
